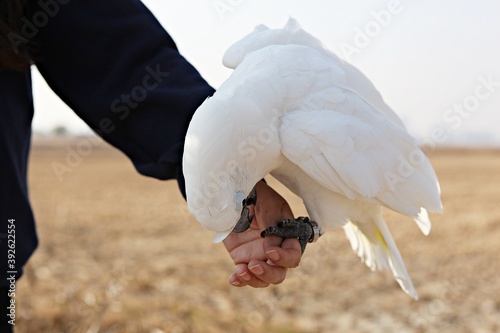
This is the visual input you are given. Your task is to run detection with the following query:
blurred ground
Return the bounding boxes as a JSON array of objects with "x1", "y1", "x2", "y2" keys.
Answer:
[{"x1": 13, "y1": 139, "x2": 500, "y2": 333}]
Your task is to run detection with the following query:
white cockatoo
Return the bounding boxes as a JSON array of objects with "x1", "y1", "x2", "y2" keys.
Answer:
[{"x1": 183, "y1": 18, "x2": 442, "y2": 299}]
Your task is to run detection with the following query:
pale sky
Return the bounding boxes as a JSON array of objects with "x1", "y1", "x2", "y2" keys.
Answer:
[{"x1": 32, "y1": 0, "x2": 500, "y2": 146}]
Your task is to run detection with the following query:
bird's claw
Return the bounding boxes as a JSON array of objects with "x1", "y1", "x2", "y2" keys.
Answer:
[
  {"x1": 232, "y1": 186, "x2": 257, "y2": 233},
  {"x1": 233, "y1": 188, "x2": 323, "y2": 253},
  {"x1": 261, "y1": 217, "x2": 322, "y2": 253}
]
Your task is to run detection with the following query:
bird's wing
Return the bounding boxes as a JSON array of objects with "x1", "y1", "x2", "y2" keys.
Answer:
[
  {"x1": 279, "y1": 92, "x2": 442, "y2": 230},
  {"x1": 334, "y1": 58, "x2": 406, "y2": 129}
]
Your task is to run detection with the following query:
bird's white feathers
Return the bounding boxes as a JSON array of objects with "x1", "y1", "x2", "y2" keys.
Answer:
[
  {"x1": 183, "y1": 18, "x2": 442, "y2": 299},
  {"x1": 342, "y1": 213, "x2": 419, "y2": 299},
  {"x1": 223, "y1": 18, "x2": 324, "y2": 69}
]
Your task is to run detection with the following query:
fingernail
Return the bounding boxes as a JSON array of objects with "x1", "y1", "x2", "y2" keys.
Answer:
[
  {"x1": 230, "y1": 276, "x2": 241, "y2": 286},
  {"x1": 249, "y1": 264, "x2": 264, "y2": 275},
  {"x1": 266, "y1": 250, "x2": 280, "y2": 261},
  {"x1": 236, "y1": 267, "x2": 251, "y2": 281}
]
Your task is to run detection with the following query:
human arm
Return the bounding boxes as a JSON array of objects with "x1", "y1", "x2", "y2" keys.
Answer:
[{"x1": 28, "y1": 0, "x2": 215, "y2": 188}]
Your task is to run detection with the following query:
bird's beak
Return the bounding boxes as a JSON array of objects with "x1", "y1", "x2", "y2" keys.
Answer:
[
  {"x1": 232, "y1": 186, "x2": 258, "y2": 233},
  {"x1": 211, "y1": 186, "x2": 258, "y2": 243}
]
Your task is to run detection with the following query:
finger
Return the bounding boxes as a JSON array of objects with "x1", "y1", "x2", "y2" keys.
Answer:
[
  {"x1": 263, "y1": 234, "x2": 283, "y2": 249},
  {"x1": 264, "y1": 237, "x2": 302, "y2": 268},
  {"x1": 229, "y1": 264, "x2": 270, "y2": 288},
  {"x1": 229, "y1": 272, "x2": 271, "y2": 288},
  {"x1": 229, "y1": 272, "x2": 246, "y2": 287},
  {"x1": 247, "y1": 259, "x2": 287, "y2": 285},
  {"x1": 247, "y1": 204, "x2": 255, "y2": 218},
  {"x1": 229, "y1": 261, "x2": 288, "y2": 288},
  {"x1": 228, "y1": 264, "x2": 250, "y2": 287}
]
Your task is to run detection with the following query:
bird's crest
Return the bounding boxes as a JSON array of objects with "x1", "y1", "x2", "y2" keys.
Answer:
[{"x1": 223, "y1": 17, "x2": 325, "y2": 69}]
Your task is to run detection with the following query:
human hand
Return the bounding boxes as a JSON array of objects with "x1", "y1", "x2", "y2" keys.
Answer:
[{"x1": 223, "y1": 180, "x2": 302, "y2": 287}]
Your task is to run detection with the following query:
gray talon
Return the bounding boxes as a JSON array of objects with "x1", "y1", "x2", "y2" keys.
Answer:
[
  {"x1": 261, "y1": 217, "x2": 322, "y2": 253},
  {"x1": 232, "y1": 186, "x2": 257, "y2": 233}
]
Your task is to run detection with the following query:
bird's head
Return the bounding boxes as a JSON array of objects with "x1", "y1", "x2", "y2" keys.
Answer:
[
  {"x1": 184, "y1": 166, "x2": 252, "y2": 243},
  {"x1": 183, "y1": 96, "x2": 281, "y2": 242},
  {"x1": 223, "y1": 17, "x2": 325, "y2": 69}
]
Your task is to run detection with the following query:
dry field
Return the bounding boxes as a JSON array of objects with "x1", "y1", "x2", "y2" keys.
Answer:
[{"x1": 13, "y1": 138, "x2": 500, "y2": 333}]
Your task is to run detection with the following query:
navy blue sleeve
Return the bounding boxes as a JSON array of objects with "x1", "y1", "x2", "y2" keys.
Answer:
[
  {"x1": 0, "y1": 70, "x2": 38, "y2": 285},
  {"x1": 28, "y1": 0, "x2": 215, "y2": 193}
]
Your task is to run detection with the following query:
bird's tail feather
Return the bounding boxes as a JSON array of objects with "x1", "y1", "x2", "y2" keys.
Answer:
[
  {"x1": 343, "y1": 216, "x2": 418, "y2": 300},
  {"x1": 413, "y1": 208, "x2": 432, "y2": 236}
]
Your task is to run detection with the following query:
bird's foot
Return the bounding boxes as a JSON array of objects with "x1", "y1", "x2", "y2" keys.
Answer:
[
  {"x1": 261, "y1": 217, "x2": 322, "y2": 253},
  {"x1": 232, "y1": 186, "x2": 257, "y2": 233}
]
